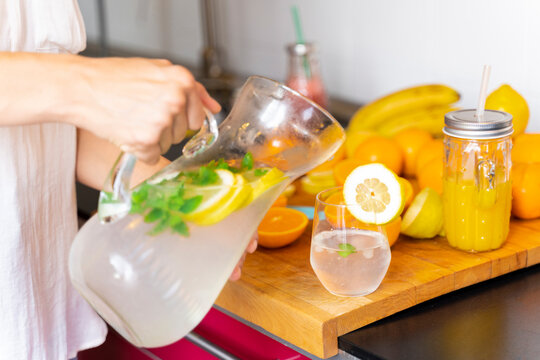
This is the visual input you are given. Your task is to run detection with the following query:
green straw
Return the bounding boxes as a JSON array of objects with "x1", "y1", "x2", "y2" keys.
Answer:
[{"x1": 291, "y1": 5, "x2": 311, "y2": 78}]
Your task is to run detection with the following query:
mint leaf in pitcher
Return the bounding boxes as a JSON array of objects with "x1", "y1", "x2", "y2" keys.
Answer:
[
  {"x1": 241, "y1": 152, "x2": 254, "y2": 170},
  {"x1": 180, "y1": 195, "x2": 203, "y2": 214}
]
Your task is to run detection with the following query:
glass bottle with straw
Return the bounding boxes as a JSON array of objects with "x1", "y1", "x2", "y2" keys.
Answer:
[
  {"x1": 285, "y1": 5, "x2": 328, "y2": 108},
  {"x1": 442, "y1": 65, "x2": 513, "y2": 252}
]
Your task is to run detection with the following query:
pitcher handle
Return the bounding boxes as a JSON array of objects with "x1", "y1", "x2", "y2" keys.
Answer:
[{"x1": 97, "y1": 108, "x2": 219, "y2": 224}]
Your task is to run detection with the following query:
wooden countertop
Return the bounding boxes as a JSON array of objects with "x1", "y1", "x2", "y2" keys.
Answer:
[{"x1": 215, "y1": 185, "x2": 540, "y2": 359}]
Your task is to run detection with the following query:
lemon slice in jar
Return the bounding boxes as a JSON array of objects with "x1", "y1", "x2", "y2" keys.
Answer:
[{"x1": 342, "y1": 163, "x2": 405, "y2": 225}]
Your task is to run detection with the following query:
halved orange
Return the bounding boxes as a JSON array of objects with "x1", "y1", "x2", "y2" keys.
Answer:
[
  {"x1": 257, "y1": 207, "x2": 309, "y2": 248},
  {"x1": 271, "y1": 195, "x2": 288, "y2": 208}
]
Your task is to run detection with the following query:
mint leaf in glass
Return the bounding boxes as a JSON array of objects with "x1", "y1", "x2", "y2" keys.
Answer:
[{"x1": 337, "y1": 243, "x2": 357, "y2": 258}]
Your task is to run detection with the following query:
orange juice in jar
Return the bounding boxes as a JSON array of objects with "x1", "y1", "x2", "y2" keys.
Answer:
[{"x1": 443, "y1": 110, "x2": 513, "y2": 252}]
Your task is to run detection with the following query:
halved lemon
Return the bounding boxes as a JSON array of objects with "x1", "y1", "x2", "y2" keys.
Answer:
[
  {"x1": 342, "y1": 163, "x2": 404, "y2": 225},
  {"x1": 183, "y1": 169, "x2": 236, "y2": 223},
  {"x1": 196, "y1": 174, "x2": 251, "y2": 225},
  {"x1": 401, "y1": 187, "x2": 443, "y2": 238}
]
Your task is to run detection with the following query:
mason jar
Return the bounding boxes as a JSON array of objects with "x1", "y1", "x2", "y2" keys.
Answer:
[{"x1": 443, "y1": 109, "x2": 513, "y2": 252}]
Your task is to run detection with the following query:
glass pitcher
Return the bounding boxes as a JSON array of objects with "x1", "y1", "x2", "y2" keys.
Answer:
[
  {"x1": 442, "y1": 109, "x2": 513, "y2": 252},
  {"x1": 69, "y1": 76, "x2": 345, "y2": 348}
]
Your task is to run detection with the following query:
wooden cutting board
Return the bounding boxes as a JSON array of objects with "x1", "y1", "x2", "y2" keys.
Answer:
[{"x1": 215, "y1": 186, "x2": 540, "y2": 359}]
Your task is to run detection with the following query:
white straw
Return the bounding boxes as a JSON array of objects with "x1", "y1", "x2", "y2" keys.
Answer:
[{"x1": 475, "y1": 65, "x2": 491, "y2": 122}]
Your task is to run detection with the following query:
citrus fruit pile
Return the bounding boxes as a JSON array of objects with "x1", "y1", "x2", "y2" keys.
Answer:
[{"x1": 301, "y1": 125, "x2": 442, "y2": 198}]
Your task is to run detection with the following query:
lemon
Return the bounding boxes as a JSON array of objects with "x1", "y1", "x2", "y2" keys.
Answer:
[
  {"x1": 342, "y1": 163, "x2": 405, "y2": 224},
  {"x1": 182, "y1": 169, "x2": 236, "y2": 223},
  {"x1": 485, "y1": 84, "x2": 529, "y2": 137},
  {"x1": 196, "y1": 174, "x2": 251, "y2": 225},
  {"x1": 300, "y1": 176, "x2": 335, "y2": 195},
  {"x1": 282, "y1": 184, "x2": 296, "y2": 198},
  {"x1": 306, "y1": 170, "x2": 335, "y2": 183},
  {"x1": 243, "y1": 168, "x2": 286, "y2": 203},
  {"x1": 401, "y1": 187, "x2": 443, "y2": 238}
]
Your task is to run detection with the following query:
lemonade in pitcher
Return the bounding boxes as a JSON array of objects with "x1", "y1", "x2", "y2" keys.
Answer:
[
  {"x1": 69, "y1": 76, "x2": 346, "y2": 347},
  {"x1": 70, "y1": 154, "x2": 289, "y2": 347}
]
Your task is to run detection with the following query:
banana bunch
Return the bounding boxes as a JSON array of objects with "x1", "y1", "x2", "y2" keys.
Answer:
[{"x1": 347, "y1": 84, "x2": 460, "y2": 137}]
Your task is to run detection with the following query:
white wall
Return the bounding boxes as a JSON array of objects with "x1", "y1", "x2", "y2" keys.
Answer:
[{"x1": 78, "y1": 0, "x2": 540, "y2": 131}]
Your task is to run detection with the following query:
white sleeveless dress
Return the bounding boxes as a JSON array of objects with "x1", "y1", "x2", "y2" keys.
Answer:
[{"x1": 0, "y1": 1, "x2": 107, "y2": 359}]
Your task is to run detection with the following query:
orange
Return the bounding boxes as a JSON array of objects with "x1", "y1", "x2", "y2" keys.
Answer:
[
  {"x1": 333, "y1": 158, "x2": 364, "y2": 186},
  {"x1": 323, "y1": 192, "x2": 359, "y2": 228},
  {"x1": 322, "y1": 192, "x2": 401, "y2": 246},
  {"x1": 399, "y1": 177, "x2": 414, "y2": 209},
  {"x1": 512, "y1": 133, "x2": 540, "y2": 164},
  {"x1": 511, "y1": 162, "x2": 540, "y2": 219},
  {"x1": 353, "y1": 135, "x2": 404, "y2": 175},
  {"x1": 381, "y1": 216, "x2": 401, "y2": 247},
  {"x1": 257, "y1": 207, "x2": 309, "y2": 248},
  {"x1": 415, "y1": 139, "x2": 444, "y2": 177},
  {"x1": 258, "y1": 137, "x2": 295, "y2": 170},
  {"x1": 417, "y1": 156, "x2": 443, "y2": 195},
  {"x1": 344, "y1": 130, "x2": 376, "y2": 158},
  {"x1": 271, "y1": 195, "x2": 288, "y2": 208},
  {"x1": 308, "y1": 143, "x2": 346, "y2": 174},
  {"x1": 393, "y1": 128, "x2": 433, "y2": 177}
]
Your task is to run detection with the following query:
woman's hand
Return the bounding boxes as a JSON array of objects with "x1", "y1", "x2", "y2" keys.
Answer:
[
  {"x1": 1, "y1": 53, "x2": 220, "y2": 164},
  {"x1": 229, "y1": 234, "x2": 258, "y2": 281},
  {"x1": 69, "y1": 57, "x2": 220, "y2": 164}
]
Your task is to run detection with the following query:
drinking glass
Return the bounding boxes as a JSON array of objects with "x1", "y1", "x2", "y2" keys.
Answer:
[{"x1": 311, "y1": 187, "x2": 391, "y2": 297}]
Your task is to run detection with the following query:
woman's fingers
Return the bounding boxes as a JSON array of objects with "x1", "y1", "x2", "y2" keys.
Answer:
[
  {"x1": 186, "y1": 90, "x2": 206, "y2": 131},
  {"x1": 196, "y1": 82, "x2": 221, "y2": 114},
  {"x1": 172, "y1": 111, "x2": 188, "y2": 144}
]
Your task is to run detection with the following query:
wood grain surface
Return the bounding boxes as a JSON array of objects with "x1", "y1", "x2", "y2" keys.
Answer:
[{"x1": 215, "y1": 183, "x2": 540, "y2": 359}]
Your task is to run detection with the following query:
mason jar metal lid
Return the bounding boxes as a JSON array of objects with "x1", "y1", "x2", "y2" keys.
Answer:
[{"x1": 443, "y1": 109, "x2": 513, "y2": 139}]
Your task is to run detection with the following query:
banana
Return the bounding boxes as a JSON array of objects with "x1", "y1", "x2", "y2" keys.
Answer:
[
  {"x1": 376, "y1": 106, "x2": 459, "y2": 137},
  {"x1": 347, "y1": 84, "x2": 460, "y2": 134}
]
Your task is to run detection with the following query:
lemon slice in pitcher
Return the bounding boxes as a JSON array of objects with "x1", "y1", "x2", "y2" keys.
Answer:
[
  {"x1": 242, "y1": 167, "x2": 286, "y2": 203},
  {"x1": 183, "y1": 169, "x2": 236, "y2": 223},
  {"x1": 195, "y1": 174, "x2": 251, "y2": 225},
  {"x1": 343, "y1": 163, "x2": 405, "y2": 225}
]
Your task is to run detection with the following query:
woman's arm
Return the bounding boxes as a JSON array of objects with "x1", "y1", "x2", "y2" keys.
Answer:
[{"x1": 0, "y1": 52, "x2": 220, "y2": 164}]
